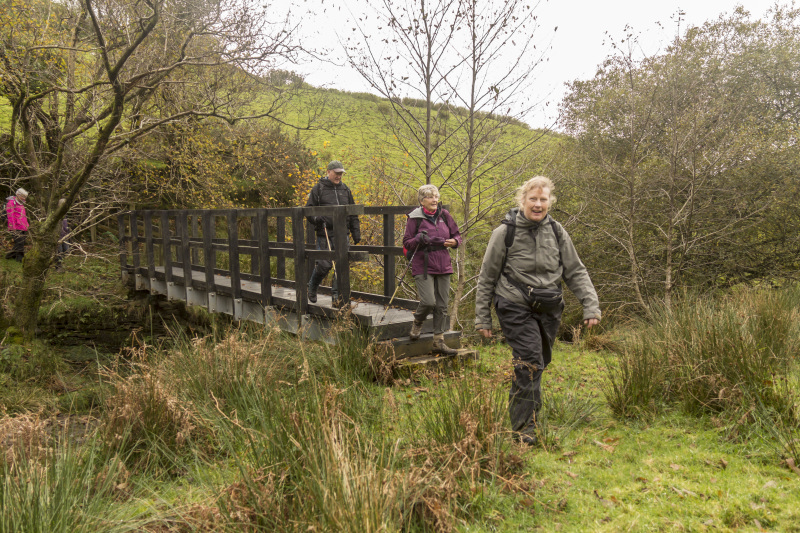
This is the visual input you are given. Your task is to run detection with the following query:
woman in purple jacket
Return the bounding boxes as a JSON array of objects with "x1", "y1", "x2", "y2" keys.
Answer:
[{"x1": 402, "y1": 184, "x2": 462, "y2": 354}]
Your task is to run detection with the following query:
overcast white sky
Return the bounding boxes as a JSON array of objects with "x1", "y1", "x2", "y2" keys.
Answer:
[{"x1": 285, "y1": 0, "x2": 783, "y2": 128}]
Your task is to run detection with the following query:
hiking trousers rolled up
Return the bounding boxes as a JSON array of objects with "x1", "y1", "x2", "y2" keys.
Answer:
[
  {"x1": 494, "y1": 294, "x2": 562, "y2": 436},
  {"x1": 5, "y1": 231, "x2": 27, "y2": 261},
  {"x1": 308, "y1": 236, "x2": 349, "y2": 300},
  {"x1": 413, "y1": 273, "x2": 450, "y2": 335}
]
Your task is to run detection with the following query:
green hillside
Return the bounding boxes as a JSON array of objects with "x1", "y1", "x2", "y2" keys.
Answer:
[{"x1": 270, "y1": 86, "x2": 558, "y2": 205}]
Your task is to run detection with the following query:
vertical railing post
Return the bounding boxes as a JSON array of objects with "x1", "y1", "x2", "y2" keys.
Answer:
[
  {"x1": 178, "y1": 212, "x2": 193, "y2": 288},
  {"x1": 333, "y1": 206, "x2": 350, "y2": 304},
  {"x1": 257, "y1": 210, "x2": 272, "y2": 306},
  {"x1": 161, "y1": 211, "x2": 173, "y2": 284},
  {"x1": 250, "y1": 216, "x2": 259, "y2": 276},
  {"x1": 227, "y1": 210, "x2": 241, "y2": 301},
  {"x1": 276, "y1": 216, "x2": 286, "y2": 280},
  {"x1": 144, "y1": 211, "x2": 156, "y2": 281},
  {"x1": 291, "y1": 207, "x2": 307, "y2": 316},
  {"x1": 130, "y1": 211, "x2": 140, "y2": 275},
  {"x1": 117, "y1": 213, "x2": 128, "y2": 275},
  {"x1": 190, "y1": 214, "x2": 200, "y2": 266},
  {"x1": 306, "y1": 218, "x2": 316, "y2": 290},
  {"x1": 383, "y1": 212, "x2": 395, "y2": 297},
  {"x1": 202, "y1": 211, "x2": 216, "y2": 293}
]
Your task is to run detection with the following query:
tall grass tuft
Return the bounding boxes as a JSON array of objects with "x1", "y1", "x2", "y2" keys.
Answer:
[
  {"x1": 537, "y1": 384, "x2": 601, "y2": 448},
  {"x1": 0, "y1": 416, "x2": 132, "y2": 533},
  {"x1": 101, "y1": 324, "x2": 318, "y2": 469},
  {"x1": 216, "y1": 378, "x2": 414, "y2": 532},
  {"x1": 604, "y1": 287, "x2": 800, "y2": 424},
  {"x1": 412, "y1": 371, "x2": 509, "y2": 458}
]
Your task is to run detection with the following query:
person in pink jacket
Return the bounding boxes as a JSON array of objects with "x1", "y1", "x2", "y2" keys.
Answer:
[{"x1": 5, "y1": 188, "x2": 29, "y2": 262}]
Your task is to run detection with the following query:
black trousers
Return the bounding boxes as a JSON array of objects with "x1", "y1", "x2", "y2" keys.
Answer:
[
  {"x1": 5, "y1": 231, "x2": 27, "y2": 261},
  {"x1": 494, "y1": 295, "x2": 562, "y2": 436}
]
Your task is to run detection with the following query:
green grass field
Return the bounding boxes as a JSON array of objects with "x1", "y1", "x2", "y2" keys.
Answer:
[{"x1": 2, "y1": 289, "x2": 798, "y2": 530}]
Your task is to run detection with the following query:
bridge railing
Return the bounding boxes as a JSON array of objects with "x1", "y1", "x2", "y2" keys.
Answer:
[{"x1": 117, "y1": 205, "x2": 419, "y2": 319}]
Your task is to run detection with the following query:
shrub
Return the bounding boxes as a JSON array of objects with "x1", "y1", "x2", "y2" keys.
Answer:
[{"x1": 377, "y1": 102, "x2": 392, "y2": 116}]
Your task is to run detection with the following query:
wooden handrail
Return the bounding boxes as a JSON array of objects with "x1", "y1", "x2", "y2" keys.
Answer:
[{"x1": 118, "y1": 205, "x2": 419, "y2": 313}]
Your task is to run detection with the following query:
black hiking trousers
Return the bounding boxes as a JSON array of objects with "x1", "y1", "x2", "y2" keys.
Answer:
[{"x1": 494, "y1": 294, "x2": 562, "y2": 437}]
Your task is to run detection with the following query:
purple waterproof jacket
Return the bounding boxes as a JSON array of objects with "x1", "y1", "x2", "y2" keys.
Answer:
[{"x1": 402, "y1": 206, "x2": 462, "y2": 277}]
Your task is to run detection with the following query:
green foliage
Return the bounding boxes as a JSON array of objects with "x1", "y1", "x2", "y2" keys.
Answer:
[
  {"x1": 134, "y1": 121, "x2": 320, "y2": 209},
  {"x1": 0, "y1": 98, "x2": 10, "y2": 134},
  {"x1": 558, "y1": 6, "x2": 800, "y2": 313}
]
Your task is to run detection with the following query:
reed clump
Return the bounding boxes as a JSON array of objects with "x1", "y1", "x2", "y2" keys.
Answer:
[{"x1": 604, "y1": 287, "x2": 800, "y2": 427}]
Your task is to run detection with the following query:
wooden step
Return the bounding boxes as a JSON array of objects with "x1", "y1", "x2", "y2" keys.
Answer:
[{"x1": 394, "y1": 349, "x2": 479, "y2": 376}]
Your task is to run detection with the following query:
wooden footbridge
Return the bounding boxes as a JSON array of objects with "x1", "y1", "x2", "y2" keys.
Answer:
[{"x1": 117, "y1": 205, "x2": 465, "y2": 360}]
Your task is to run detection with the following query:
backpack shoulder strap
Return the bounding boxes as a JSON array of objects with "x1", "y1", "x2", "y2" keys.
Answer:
[
  {"x1": 550, "y1": 218, "x2": 562, "y2": 247},
  {"x1": 310, "y1": 182, "x2": 321, "y2": 205},
  {"x1": 499, "y1": 219, "x2": 515, "y2": 277},
  {"x1": 503, "y1": 220, "x2": 516, "y2": 249}
]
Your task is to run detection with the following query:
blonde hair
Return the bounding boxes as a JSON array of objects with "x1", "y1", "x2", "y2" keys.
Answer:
[
  {"x1": 16, "y1": 188, "x2": 28, "y2": 199},
  {"x1": 417, "y1": 184, "x2": 440, "y2": 205},
  {"x1": 515, "y1": 176, "x2": 555, "y2": 209}
]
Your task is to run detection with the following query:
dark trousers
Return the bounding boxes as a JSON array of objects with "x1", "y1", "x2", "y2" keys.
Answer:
[
  {"x1": 308, "y1": 235, "x2": 349, "y2": 298},
  {"x1": 55, "y1": 241, "x2": 69, "y2": 267},
  {"x1": 494, "y1": 295, "x2": 562, "y2": 436},
  {"x1": 5, "y1": 231, "x2": 27, "y2": 261}
]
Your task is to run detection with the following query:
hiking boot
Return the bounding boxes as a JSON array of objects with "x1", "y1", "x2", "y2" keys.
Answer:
[
  {"x1": 308, "y1": 270, "x2": 323, "y2": 303},
  {"x1": 431, "y1": 335, "x2": 458, "y2": 355},
  {"x1": 307, "y1": 284, "x2": 317, "y2": 303},
  {"x1": 409, "y1": 320, "x2": 424, "y2": 341},
  {"x1": 516, "y1": 432, "x2": 538, "y2": 446}
]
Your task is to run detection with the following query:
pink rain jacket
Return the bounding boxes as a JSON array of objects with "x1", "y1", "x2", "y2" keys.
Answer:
[{"x1": 6, "y1": 197, "x2": 29, "y2": 231}]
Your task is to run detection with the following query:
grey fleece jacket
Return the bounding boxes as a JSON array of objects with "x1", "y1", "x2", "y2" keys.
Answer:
[{"x1": 474, "y1": 208, "x2": 600, "y2": 330}]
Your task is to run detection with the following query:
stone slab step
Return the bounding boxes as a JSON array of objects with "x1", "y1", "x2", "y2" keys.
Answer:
[{"x1": 379, "y1": 331, "x2": 461, "y2": 360}]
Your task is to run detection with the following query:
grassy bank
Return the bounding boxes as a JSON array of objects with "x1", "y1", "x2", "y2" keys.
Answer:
[
  {"x1": 2, "y1": 252, "x2": 799, "y2": 530},
  {"x1": 2, "y1": 321, "x2": 798, "y2": 530}
]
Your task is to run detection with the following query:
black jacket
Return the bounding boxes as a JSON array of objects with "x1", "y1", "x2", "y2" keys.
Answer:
[{"x1": 305, "y1": 178, "x2": 361, "y2": 242}]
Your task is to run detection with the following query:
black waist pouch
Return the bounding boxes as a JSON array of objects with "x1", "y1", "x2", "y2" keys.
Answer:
[{"x1": 504, "y1": 273, "x2": 563, "y2": 313}]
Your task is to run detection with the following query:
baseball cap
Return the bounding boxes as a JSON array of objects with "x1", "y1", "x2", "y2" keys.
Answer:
[{"x1": 327, "y1": 160, "x2": 346, "y2": 173}]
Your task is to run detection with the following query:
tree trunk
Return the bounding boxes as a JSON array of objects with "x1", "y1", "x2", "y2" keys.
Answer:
[{"x1": 14, "y1": 228, "x2": 57, "y2": 339}]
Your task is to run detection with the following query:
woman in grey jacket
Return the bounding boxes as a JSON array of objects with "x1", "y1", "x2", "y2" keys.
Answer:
[{"x1": 475, "y1": 176, "x2": 600, "y2": 445}]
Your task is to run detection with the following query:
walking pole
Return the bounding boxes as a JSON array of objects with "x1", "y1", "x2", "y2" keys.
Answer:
[
  {"x1": 379, "y1": 233, "x2": 426, "y2": 323},
  {"x1": 323, "y1": 225, "x2": 337, "y2": 280},
  {"x1": 323, "y1": 225, "x2": 340, "y2": 306}
]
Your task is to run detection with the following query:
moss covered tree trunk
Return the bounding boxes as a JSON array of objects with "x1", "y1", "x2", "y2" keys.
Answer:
[{"x1": 14, "y1": 227, "x2": 58, "y2": 339}]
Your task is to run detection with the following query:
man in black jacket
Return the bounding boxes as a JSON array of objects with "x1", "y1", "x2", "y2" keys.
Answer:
[{"x1": 305, "y1": 161, "x2": 361, "y2": 307}]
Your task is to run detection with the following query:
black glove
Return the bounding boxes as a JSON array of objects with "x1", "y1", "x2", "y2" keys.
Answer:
[{"x1": 415, "y1": 232, "x2": 430, "y2": 245}]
